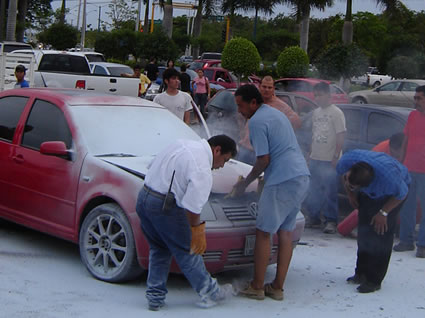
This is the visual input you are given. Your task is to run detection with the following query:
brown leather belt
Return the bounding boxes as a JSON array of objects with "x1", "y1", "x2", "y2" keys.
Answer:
[{"x1": 143, "y1": 185, "x2": 166, "y2": 200}]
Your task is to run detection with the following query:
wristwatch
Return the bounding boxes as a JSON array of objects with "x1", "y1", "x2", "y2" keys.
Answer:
[{"x1": 379, "y1": 209, "x2": 388, "y2": 217}]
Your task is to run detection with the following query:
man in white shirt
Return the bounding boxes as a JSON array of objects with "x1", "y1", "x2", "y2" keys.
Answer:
[
  {"x1": 136, "y1": 135, "x2": 237, "y2": 311},
  {"x1": 304, "y1": 82, "x2": 346, "y2": 234},
  {"x1": 153, "y1": 68, "x2": 193, "y2": 125}
]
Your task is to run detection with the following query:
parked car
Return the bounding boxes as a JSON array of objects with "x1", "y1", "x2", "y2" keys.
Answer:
[
  {"x1": 89, "y1": 62, "x2": 134, "y2": 77},
  {"x1": 178, "y1": 55, "x2": 193, "y2": 63},
  {"x1": 201, "y1": 52, "x2": 222, "y2": 60},
  {"x1": 0, "y1": 88, "x2": 305, "y2": 282},
  {"x1": 203, "y1": 67, "x2": 238, "y2": 89},
  {"x1": 0, "y1": 41, "x2": 32, "y2": 54},
  {"x1": 274, "y1": 78, "x2": 349, "y2": 104},
  {"x1": 348, "y1": 79, "x2": 425, "y2": 107}
]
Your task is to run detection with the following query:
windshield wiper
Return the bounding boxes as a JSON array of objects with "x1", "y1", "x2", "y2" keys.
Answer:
[{"x1": 95, "y1": 153, "x2": 136, "y2": 158}]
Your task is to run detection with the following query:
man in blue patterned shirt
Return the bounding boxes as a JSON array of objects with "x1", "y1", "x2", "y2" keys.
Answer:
[{"x1": 336, "y1": 149, "x2": 410, "y2": 293}]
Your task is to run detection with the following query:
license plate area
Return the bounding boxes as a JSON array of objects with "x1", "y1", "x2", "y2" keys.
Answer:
[{"x1": 244, "y1": 235, "x2": 256, "y2": 256}]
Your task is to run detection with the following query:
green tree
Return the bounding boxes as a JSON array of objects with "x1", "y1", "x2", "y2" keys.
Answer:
[
  {"x1": 37, "y1": 22, "x2": 78, "y2": 50},
  {"x1": 387, "y1": 56, "x2": 419, "y2": 79},
  {"x1": 276, "y1": 45, "x2": 309, "y2": 77},
  {"x1": 107, "y1": 0, "x2": 137, "y2": 29},
  {"x1": 221, "y1": 37, "x2": 261, "y2": 84},
  {"x1": 315, "y1": 43, "x2": 368, "y2": 80}
]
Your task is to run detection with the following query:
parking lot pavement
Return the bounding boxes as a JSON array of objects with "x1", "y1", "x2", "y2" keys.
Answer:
[{"x1": 1, "y1": 220, "x2": 424, "y2": 318}]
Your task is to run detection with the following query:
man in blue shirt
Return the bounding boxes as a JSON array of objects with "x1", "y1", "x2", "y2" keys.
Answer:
[
  {"x1": 337, "y1": 149, "x2": 410, "y2": 293},
  {"x1": 232, "y1": 84, "x2": 310, "y2": 301},
  {"x1": 14, "y1": 64, "x2": 29, "y2": 88}
]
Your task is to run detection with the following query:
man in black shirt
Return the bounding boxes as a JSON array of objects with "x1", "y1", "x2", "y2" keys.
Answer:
[
  {"x1": 180, "y1": 64, "x2": 192, "y2": 94},
  {"x1": 145, "y1": 57, "x2": 159, "y2": 82}
]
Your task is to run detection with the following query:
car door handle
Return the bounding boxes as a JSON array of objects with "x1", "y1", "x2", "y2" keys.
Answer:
[
  {"x1": 109, "y1": 88, "x2": 117, "y2": 92},
  {"x1": 12, "y1": 155, "x2": 24, "y2": 164}
]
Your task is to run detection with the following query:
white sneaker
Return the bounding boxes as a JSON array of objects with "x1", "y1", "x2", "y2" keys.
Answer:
[{"x1": 196, "y1": 284, "x2": 234, "y2": 309}]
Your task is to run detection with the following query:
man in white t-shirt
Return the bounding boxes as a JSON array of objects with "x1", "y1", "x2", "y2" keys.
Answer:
[
  {"x1": 304, "y1": 82, "x2": 346, "y2": 234},
  {"x1": 153, "y1": 68, "x2": 192, "y2": 124},
  {"x1": 136, "y1": 135, "x2": 237, "y2": 310}
]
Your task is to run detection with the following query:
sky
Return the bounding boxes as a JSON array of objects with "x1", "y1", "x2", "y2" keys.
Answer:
[{"x1": 54, "y1": 0, "x2": 424, "y2": 31}]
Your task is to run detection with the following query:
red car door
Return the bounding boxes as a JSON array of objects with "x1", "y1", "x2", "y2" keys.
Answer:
[{"x1": 8, "y1": 98, "x2": 81, "y2": 238}]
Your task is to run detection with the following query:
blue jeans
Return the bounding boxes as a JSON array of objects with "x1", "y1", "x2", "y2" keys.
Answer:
[
  {"x1": 399, "y1": 172, "x2": 425, "y2": 247},
  {"x1": 304, "y1": 159, "x2": 339, "y2": 223},
  {"x1": 136, "y1": 188, "x2": 219, "y2": 307}
]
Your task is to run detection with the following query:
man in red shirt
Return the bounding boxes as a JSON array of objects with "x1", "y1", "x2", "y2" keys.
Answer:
[
  {"x1": 372, "y1": 132, "x2": 404, "y2": 162},
  {"x1": 393, "y1": 86, "x2": 425, "y2": 258}
]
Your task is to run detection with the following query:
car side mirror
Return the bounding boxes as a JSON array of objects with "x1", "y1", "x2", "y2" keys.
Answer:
[{"x1": 40, "y1": 141, "x2": 72, "y2": 160}]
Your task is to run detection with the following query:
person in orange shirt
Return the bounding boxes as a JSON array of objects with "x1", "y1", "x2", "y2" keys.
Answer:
[
  {"x1": 237, "y1": 76, "x2": 301, "y2": 165},
  {"x1": 372, "y1": 132, "x2": 404, "y2": 162}
]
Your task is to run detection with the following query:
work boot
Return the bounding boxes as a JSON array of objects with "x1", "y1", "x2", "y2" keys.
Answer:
[
  {"x1": 264, "y1": 283, "x2": 284, "y2": 301},
  {"x1": 238, "y1": 281, "x2": 265, "y2": 300},
  {"x1": 393, "y1": 242, "x2": 415, "y2": 252},
  {"x1": 323, "y1": 222, "x2": 337, "y2": 234},
  {"x1": 305, "y1": 217, "x2": 322, "y2": 229},
  {"x1": 357, "y1": 282, "x2": 381, "y2": 293},
  {"x1": 416, "y1": 246, "x2": 425, "y2": 258}
]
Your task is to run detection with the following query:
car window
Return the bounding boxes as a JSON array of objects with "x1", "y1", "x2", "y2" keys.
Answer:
[
  {"x1": 94, "y1": 65, "x2": 108, "y2": 75},
  {"x1": 0, "y1": 96, "x2": 29, "y2": 142},
  {"x1": 275, "y1": 80, "x2": 313, "y2": 92},
  {"x1": 85, "y1": 54, "x2": 105, "y2": 62},
  {"x1": 330, "y1": 85, "x2": 344, "y2": 94},
  {"x1": 204, "y1": 69, "x2": 214, "y2": 81},
  {"x1": 378, "y1": 81, "x2": 400, "y2": 92},
  {"x1": 276, "y1": 95, "x2": 293, "y2": 109},
  {"x1": 208, "y1": 90, "x2": 237, "y2": 112},
  {"x1": 341, "y1": 109, "x2": 362, "y2": 141},
  {"x1": 38, "y1": 54, "x2": 91, "y2": 74},
  {"x1": 22, "y1": 99, "x2": 72, "y2": 150},
  {"x1": 108, "y1": 66, "x2": 133, "y2": 77},
  {"x1": 400, "y1": 82, "x2": 419, "y2": 92},
  {"x1": 294, "y1": 96, "x2": 317, "y2": 115},
  {"x1": 367, "y1": 112, "x2": 404, "y2": 145}
]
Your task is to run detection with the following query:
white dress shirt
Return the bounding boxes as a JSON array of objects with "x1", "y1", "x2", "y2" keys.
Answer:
[{"x1": 145, "y1": 139, "x2": 213, "y2": 214}]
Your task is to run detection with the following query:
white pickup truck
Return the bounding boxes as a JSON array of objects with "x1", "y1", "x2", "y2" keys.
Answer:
[
  {"x1": 0, "y1": 53, "x2": 35, "y2": 91},
  {"x1": 8, "y1": 50, "x2": 141, "y2": 97},
  {"x1": 351, "y1": 67, "x2": 392, "y2": 88}
]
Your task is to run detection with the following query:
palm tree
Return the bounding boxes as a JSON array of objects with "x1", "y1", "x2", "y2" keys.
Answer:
[
  {"x1": 143, "y1": 0, "x2": 150, "y2": 33},
  {"x1": 6, "y1": 0, "x2": 18, "y2": 41},
  {"x1": 160, "y1": 0, "x2": 173, "y2": 38},
  {"x1": 285, "y1": 0, "x2": 333, "y2": 52},
  {"x1": 192, "y1": 0, "x2": 218, "y2": 58}
]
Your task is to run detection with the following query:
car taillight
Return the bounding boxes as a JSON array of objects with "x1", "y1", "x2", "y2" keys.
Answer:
[
  {"x1": 138, "y1": 83, "x2": 142, "y2": 97},
  {"x1": 75, "y1": 80, "x2": 86, "y2": 89}
]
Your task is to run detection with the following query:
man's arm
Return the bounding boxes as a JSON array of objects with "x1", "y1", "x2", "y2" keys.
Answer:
[
  {"x1": 400, "y1": 135, "x2": 408, "y2": 162},
  {"x1": 186, "y1": 210, "x2": 201, "y2": 226},
  {"x1": 332, "y1": 132, "x2": 346, "y2": 167},
  {"x1": 184, "y1": 110, "x2": 191, "y2": 125},
  {"x1": 371, "y1": 196, "x2": 405, "y2": 235},
  {"x1": 233, "y1": 154, "x2": 270, "y2": 195}
]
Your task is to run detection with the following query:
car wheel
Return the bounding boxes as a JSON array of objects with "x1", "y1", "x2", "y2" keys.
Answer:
[
  {"x1": 79, "y1": 203, "x2": 142, "y2": 283},
  {"x1": 353, "y1": 97, "x2": 367, "y2": 104},
  {"x1": 372, "y1": 81, "x2": 381, "y2": 88}
]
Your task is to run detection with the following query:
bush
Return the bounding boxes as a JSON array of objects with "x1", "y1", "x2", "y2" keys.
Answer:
[
  {"x1": 276, "y1": 46, "x2": 309, "y2": 78},
  {"x1": 316, "y1": 43, "x2": 368, "y2": 80},
  {"x1": 387, "y1": 56, "x2": 419, "y2": 79},
  {"x1": 37, "y1": 23, "x2": 78, "y2": 50},
  {"x1": 222, "y1": 37, "x2": 261, "y2": 79}
]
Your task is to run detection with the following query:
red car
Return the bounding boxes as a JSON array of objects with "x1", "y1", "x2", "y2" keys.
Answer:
[
  {"x1": 274, "y1": 78, "x2": 349, "y2": 104},
  {"x1": 0, "y1": 88, "x2": 305, "y2": 283},
  {"x1": 203, "y1": 67, "x2": 238, "y2": 89}
]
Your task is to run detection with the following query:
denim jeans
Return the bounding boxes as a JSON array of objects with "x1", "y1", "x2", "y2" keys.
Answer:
[
  {"x1": 194, "y1": 93, "x2": 208, "y2": 116},
  {"x1": 399, "y1": 172, "x2": 425, "y2": 247},
  {"x1": 304, "y1": 159, "x2": 339, "y2": 223},
  {"x1": 136, "y1": 188, "x2": 220, "y2": 307}
]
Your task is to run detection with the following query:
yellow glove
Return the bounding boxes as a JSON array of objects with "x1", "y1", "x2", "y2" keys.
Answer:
[
  {"x1": 190, "y1": 222, "x2": 206, "y2": 255},
  {"x1": 225, "y1": 175, "x2": 245, "y2": 199}
]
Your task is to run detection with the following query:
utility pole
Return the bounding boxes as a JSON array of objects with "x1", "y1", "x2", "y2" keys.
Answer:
[
  {"x1": 98, "y1": 6, "x2": 101, "y2": 32},
  {"x1": 135, "y1": 0, "x2": 142, "y2": 32},
  {"x1": 80, "y1": 0, "x2": 86, "y2": 49},
  {"x1": 76, "y1": 0, "x2": 82, "y2": 30}
]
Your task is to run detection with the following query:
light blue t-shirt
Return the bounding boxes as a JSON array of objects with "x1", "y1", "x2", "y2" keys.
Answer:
[{"x1": 249, "y1": 104, "x2": 310, "y2": 186}]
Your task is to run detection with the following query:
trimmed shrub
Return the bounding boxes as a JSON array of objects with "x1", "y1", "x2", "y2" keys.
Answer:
[
  {"x1": 222, "y1": 37, "x2": 261, "y2": 79},
  {"x1": 276, "y1": 46, "x2": 309, "y2": 78},
  {"x1": 387, "y1": 56, "x2": 419, "y2": 79}
]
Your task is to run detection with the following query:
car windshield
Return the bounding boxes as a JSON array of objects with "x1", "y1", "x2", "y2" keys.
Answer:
[
  {"x1": 107, "y1": 66, "x2": 133, "y2": 76},
  {"x1": 69, "y1": 106, "x2": 200, "y2": 156},
  {"x1": 85, "y1": 54, "x2": 105, "y2": 62}
]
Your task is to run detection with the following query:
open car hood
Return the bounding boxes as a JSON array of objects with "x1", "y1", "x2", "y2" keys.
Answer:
[{"x1": 101, "y1": 157, "x2": 257, "y2": 195}]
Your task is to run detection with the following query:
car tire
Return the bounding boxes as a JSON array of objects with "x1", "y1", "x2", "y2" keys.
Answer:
[
  {"x1": 79, "y1": 203, "x2": 142, "y2": 283},
  {"x1": 372, "y1": 81, "x2": 381, "y2": 88},
  {"x1": 352, "y1": 97, "x2": 367, "y2": 104}
]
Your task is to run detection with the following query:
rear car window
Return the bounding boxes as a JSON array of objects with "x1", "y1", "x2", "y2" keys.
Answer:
[
  {"x1": 38, "y1": 54, "x2": 91, "y2": 74},
  {"x1": 342, "y1": 109, "x2": 362, "y2": 141},
  {"x1": 0, "y1": 96, "x2": 29, "y2": 142},
  {"x1": 367, "y1": 112, "x2": 404, "y2": 144}
]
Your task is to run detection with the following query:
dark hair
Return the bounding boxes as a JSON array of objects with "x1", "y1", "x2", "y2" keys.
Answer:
[
  {"x1": 167, "y1": 59, "x2": 174, "y2": 68},
  {"x1": 416, "y1": 85, "x2": 425, "y2": 95},
  {"x1": 208, "y1": 135, "x2": 237, "y2": 157},
  {"x1": 163, "y1": 68, "x2": 180, "y2": 82},
  {"x1": 313, "y1": 82, "x2": 330, "y2": 94},
  {"x1": 349, "y1": 161, "x2": 375, "y2": 187},
  {"x1": 180, "y1": 64, "x2": 187, "y2": 72},
  {"x1": 389, "y1": 132, "x2": 405, "y2": 150},
  {"x1": 15, "y1": 64, "x2": 26, "y2": 73},
  {"x1": 133, "y1": 64, "x2": 141, "y2": 70},
  {"x1": 150, "y1": 57, "x2": 156, "y2": 62},
  {"x1": 234, "y1": 84, "x2": 263, "y2": 105}
]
